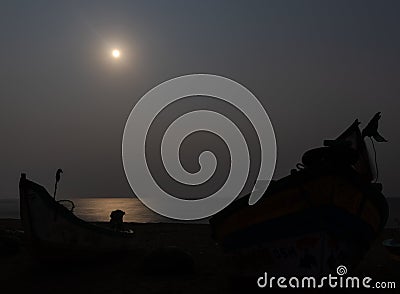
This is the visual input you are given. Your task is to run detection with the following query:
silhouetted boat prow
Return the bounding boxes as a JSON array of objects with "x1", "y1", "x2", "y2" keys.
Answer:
[
  {"x1": 19, "y1": 174, "x2": 135, "y2": 260},
  {"x1": 210, "y1": 113, "x2": 389, "y2": 275}
]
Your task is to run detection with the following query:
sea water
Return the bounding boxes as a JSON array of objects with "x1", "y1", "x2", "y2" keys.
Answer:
[
  {"x1": 0, "y1": 197, "x2": 206, "y2": 223},
  {"x1": 1, "y1": 197, "x2": 399, "y2": 226}
]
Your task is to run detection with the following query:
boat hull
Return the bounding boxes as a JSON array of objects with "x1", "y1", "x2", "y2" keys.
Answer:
[
  {"x1": 19, "y1": 175, "x2": 136, "y2": 259},
  {"x1": 210, "y1": 168, "x2": 388, "y2": 275}
]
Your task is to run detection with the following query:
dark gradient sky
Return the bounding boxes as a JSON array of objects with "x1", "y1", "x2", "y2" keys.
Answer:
[{"x1": 0, "y1": 1, "x2": 399, "y2": 199}]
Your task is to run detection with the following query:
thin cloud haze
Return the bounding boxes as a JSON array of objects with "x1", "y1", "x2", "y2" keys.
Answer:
[{"x1": 0, "y1": 0, "x2": 399, "y2": 199}]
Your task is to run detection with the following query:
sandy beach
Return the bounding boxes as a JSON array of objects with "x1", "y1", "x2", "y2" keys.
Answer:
[{"x1": 0, "y1": 219, "x2": 399, "y2": 294}]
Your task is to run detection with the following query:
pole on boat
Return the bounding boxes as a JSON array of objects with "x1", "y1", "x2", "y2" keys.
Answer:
[{"x1": 53, "y1": 169, "x2": 63, "y2": 200}]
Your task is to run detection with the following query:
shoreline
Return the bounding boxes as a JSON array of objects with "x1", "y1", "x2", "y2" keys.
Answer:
[{"x1": 1, "y1": 218, "x2": 399, "y2": 293}]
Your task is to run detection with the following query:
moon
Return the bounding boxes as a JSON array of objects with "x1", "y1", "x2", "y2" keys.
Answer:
[{"x1": 112, "y1": 49, "x2": 120, "y2": 58}]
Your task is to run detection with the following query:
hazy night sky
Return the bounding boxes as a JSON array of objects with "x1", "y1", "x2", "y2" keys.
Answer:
[{"x1": 0, "y1": 1, "x2": 399, "y2": 199}]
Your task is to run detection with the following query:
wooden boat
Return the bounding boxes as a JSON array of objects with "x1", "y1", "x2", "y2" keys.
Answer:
[
  {"x1": 210, "y1": 114, "x2": 389, "y2": 275},
  {"x1": 19, "y1": 174, "x2": 135, "y2": 259}
]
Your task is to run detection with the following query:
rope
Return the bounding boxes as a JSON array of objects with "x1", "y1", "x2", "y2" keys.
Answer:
[
  {"x1": 57, "y1": 200, "x2": 75, "y2": 212},
  {"x1": 369, "y1": 137, "x2": 379, "y2": 183}
]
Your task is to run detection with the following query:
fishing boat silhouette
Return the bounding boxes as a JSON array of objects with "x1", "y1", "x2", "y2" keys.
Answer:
[
  {"x1": 210, "y1": 113, "x2": 389, "y2": 275},
  {"x1": 19, "y1": 173, "x2": 135, "y2": 260}
]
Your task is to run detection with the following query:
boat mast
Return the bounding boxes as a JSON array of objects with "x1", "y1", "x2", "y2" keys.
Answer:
[{"x1": 53, "y1": 168, "x2": 63, "y2": 200}]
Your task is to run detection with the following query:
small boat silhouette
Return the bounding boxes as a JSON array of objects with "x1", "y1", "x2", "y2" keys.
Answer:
[
  {"x1": 210, "y1": 113, "x2": 389, "y2": 275},
  {"x1": 19, "y1": 174, "x2": 135, "y2": 260}
]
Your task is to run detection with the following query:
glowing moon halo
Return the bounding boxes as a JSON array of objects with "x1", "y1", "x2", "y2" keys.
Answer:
[{"x1": 112, "y1": 49, "x2": 120, "y2": 58}]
